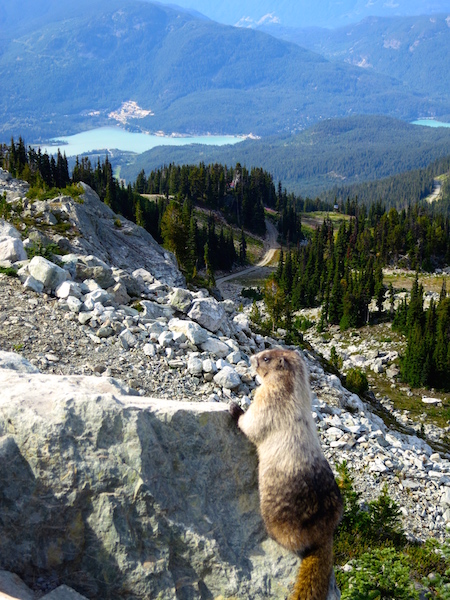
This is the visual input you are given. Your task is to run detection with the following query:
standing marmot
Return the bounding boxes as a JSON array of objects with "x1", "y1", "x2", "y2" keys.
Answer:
[{"x1": 230, "y1": 348, "x2": 343, "y2": 600}]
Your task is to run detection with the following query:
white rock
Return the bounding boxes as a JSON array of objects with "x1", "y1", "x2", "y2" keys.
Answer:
[
  {"x1": 440, "y1": 488, "x2": 450, "y2": 507},
  {"x1": 232, "y1": 313, "x2": 251, "y2": 333},
  {"x1": 158, "y1": 331, "x2": 174, "y2": 347},
  {"x1": 202, "y1": 359, "x2": 217, "y2": 374},
  {"x1": 168, "y1": 318, "x2": 209, "y2": 345},
  {"x1": 187, "y1": 357, "x2": 203, "y2": 375},
  {"x1": 369, "y1": 458, "x2": 388, "y2": 473},
  {"x1": 188, "y1": 297, "x2": 226, "y2": 333},
  {"x1": 83, "y1": 289, "x2": 113, "y2": 310},
  {"x1": 0, "y1": 236, "x2": 27, "y2": 263},
  {"x1": 119, "y1": 329, "x2": 137, "y2": 350},
  {"x1": 78, "y1": 311, "x2": 93, "y2": 325},
  {"x1": 67, "y1": 296, "x2": 83, "y2": 313},
  {"x1": 200, "y1": 337, "x2": 231, "y2": 358},
  {"x1": 143, "y1": 343, "x2": 157, "y2": 357},
  {"x1": 422, "y1": 397, "x2": 441, "y2": 405},
  {"x1": 56, "y1": 280, "x2": 82, "y2": 299}
]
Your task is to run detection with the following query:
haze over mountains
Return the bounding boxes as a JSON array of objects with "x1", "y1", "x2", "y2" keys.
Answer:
[{"x1": 156, "y1": 0, "x2": 450, "y2": 29}]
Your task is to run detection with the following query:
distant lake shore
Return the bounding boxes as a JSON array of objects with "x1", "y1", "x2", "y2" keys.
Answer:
[{"x1": 38, "y1": 126, "x2": 246, "y2": 157}]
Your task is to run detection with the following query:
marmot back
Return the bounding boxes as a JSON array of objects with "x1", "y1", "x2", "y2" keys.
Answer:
[{"x1": 230, "y1": 348, "x2": 343, "y2": 600}]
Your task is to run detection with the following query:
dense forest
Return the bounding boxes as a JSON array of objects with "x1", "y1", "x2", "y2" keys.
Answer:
[
  {"x1": 321, "y1": 155, "x2": 450, "y2": 213},
  {"x1": 119, "y1": 116, "x2": 450, "y2": 199}
]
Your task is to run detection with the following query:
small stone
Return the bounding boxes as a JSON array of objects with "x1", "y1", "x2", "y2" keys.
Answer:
[{"x1": 143, "y1": 343, "x2": 157, "y2": 357}]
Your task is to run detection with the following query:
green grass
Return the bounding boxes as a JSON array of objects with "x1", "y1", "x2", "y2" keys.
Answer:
[{"x1": 26, "y1": 183, "x2": 84, "y2": 202}]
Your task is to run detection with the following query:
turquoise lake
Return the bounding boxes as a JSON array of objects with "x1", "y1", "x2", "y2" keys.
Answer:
[
  {"x1": 40, "y1": 127, "x2": 245, "y2": 156},
  {"x1": 411, "y1": 119, "x2": 450, "y2": 128}
]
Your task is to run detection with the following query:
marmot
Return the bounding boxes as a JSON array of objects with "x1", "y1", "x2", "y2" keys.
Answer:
[{"x1": 230, "y1": 348, "x2": 343, "y2": 600}]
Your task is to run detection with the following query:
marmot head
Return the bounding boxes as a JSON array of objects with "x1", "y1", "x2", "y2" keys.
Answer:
[{"x1": 251, "y1": 349, "x2": 305, "y2": 383}]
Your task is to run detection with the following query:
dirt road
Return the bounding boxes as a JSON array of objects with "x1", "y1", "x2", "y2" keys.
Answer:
[{"x1": 216, "y1": 220, "x2": 279, "y2": 286}]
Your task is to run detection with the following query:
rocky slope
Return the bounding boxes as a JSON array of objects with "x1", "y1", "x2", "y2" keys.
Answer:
[{"x1": 0, "y1": 169, "x2": 449, "y2": 599}]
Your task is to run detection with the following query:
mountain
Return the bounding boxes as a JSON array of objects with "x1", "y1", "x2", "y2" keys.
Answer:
[
  {"x1": 155, "y1": 0, "x2": 450, "y2": 29},
  {"x1": 118, "y1": 115, "x2": 450, "y2": 196},
  {"x1": 0, "y1": 0, "x2": 449, "y2": 141},
  {"x1": 266, "y1": 14, "x2": 450, "y2": 102}
]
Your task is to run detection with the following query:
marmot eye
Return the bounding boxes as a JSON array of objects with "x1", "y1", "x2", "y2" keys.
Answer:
[{"x1": 263, "y1": 356, "x2": 270, "y2": 362}]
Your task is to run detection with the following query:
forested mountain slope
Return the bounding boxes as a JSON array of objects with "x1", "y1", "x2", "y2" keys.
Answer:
[
  {"x1": 119, "y1": 116, "x2": 450, "y2": 196},
  {"x1": 0, "y1": 1, "x2": 448, "y2": 140},
  {"x1": 269, "y1": 14, "x2": 450, "y2": 103}
]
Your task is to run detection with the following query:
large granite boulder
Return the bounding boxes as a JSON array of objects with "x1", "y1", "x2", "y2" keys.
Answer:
[{"x1": 0, "y1": 366, "x2": 339, "y2": 600}]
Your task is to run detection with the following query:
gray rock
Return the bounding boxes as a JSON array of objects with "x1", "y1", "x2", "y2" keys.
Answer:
[
  {"x1": 107, "y1": 282, "x2": 131, "y2": 305},
  {"x1": 113, "y1": 269, "x2": 147, "y2": 297},
  {"x1": 65, "y1": 184, "x2": 184, "y2": 287},
  {"x1": 140, "y1": 300, "x2": 172, "y2": 319},
  {"x1": 202, "y1": 359, "x2": 217, "y2": 374},
  {"x1": 23, "y1": 275, "x2": 44, "y2": 293},
  {"x1": 213, "y1": 366, "x2": 241, "y2": 389},
  {"x1": 119, "y1": 328, "x2": 137, "y2": 349},
  {"x1": 169, "y1": 287, "x2": 193, "y2": 313},
  {"x1": 0, "y1": 570, "x2": 34, "y2": 600},
  {"x1": 188, "y1": 297, "x2": 226, "y2": 333},
  {"x1": 0, "y1": 351, "x2": 40, "y2": 373},
  {"x1": 0, "y1": 369, "x2": 317, "y2": 600},
  {"x1": 187, "y1": 356, "x2": 203, "y2": 375},
  {"x1": 28, "y1": 256, "x2": 68, "y2": 291},
  {"x1": 41, "y1": 584, "x2": 89, "y2": 600},
  {"x1": 83, "y1": 289, "x2": 113, "y2": 310}
]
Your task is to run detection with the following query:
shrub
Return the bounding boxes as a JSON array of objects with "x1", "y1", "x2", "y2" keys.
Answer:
[
  {"x1": 241, "y1": 287, "x2": 263, "y2": 301},
  {"x1": 0, "y1": 266, "x2": 18, "y2": 277},
  {"x1": 346, "y1": 368, "x2": 369, "y2": 395},
  {"x1": 340, "y1": 548, "x2": 419, "y2": 600}
]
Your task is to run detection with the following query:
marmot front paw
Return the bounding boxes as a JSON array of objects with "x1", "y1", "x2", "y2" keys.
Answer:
[{"x1": 229, "y1": 402, "x2": 244, "y2": 424}]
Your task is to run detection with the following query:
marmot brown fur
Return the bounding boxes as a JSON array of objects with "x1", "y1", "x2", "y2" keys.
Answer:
[{"x1": 230, "y1": 348, "x2": 343, "y2": 600}]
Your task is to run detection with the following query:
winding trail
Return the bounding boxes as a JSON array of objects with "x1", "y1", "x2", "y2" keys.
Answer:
[
  {"x1": 425, "y1": 178, "x2": 442, "y2": 204},
  {"x1": 216, "y1": 219, "x2": 279, "y2": 286}
]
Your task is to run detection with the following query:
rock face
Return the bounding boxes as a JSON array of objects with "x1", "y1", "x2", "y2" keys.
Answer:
[
  {"x1": 65, "y1": 184, "x2": 185, "y2": 288},
  {"x1": 0, "y1": 366, "x2": 328, "y2": 600}
]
